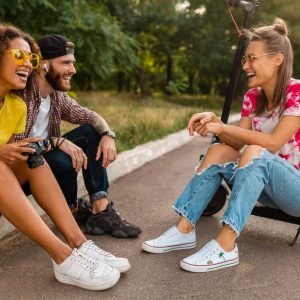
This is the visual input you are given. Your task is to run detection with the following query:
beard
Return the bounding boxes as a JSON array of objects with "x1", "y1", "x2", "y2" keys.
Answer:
[{"x1": 45, "y1": 65, "x2": 71, "y2": 91}]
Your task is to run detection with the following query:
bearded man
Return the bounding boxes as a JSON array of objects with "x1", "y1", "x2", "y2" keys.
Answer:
[{"x1": 16, "y1": 34, "x2": 141, "y2": 238}]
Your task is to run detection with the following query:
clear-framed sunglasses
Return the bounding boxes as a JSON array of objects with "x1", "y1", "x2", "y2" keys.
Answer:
[{"x1": 241, "y1": 52, "x2": 277, "y2": 66}]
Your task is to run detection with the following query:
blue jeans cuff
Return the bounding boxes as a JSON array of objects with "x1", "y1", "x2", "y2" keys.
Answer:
[
  {"x1": 90, "y1": 191, "x2": 108, "y2": 204},
  {"x1": 172, "y1": 204, "x2": 196, "y2": 227},
  {"x1": 220, "y1": 216, "x2": 240, "y2": 236}
]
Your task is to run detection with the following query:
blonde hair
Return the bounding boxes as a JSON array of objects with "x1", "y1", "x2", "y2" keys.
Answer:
[{"x1": 246, "y1": 18, "x2": 293, "y2": 116}]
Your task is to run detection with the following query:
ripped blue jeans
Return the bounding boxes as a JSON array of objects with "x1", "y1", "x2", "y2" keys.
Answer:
[{"x1": 173, "y1": 149, "x2": 300, "y2": 235}]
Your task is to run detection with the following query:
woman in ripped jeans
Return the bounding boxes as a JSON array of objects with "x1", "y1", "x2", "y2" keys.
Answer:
[{"x1": 142, "y1": 18, "x2": 300, "y2": 272}]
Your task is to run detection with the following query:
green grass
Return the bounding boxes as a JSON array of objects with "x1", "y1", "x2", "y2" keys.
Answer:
[
  {"x1": 158, "y1": 93, "x2": 242, "y2": 112},
  {"x1": 61, "y1": 91, "x2": 233, "y2": 152}
]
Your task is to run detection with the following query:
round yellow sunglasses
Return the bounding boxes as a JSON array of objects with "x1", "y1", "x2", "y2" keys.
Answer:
[{"x1": 6, "y1": 49, "x2": 40, "y2": 69}]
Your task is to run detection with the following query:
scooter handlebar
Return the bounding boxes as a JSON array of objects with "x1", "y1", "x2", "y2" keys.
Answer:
[{"x1": 225, "y1": 0, "x2": 254, "y2": 12}]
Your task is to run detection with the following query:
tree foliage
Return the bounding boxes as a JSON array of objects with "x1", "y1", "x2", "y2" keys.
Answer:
[
  {"x1": 0, "y1": 0, "x2": 299, "y2": 94},
  {"x1": 0, "y1": 0, "x2": 139, "y2": 89}
]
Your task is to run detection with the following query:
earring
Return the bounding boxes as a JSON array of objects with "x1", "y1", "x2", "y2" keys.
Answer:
[{"x1": 43, "y1": 64, "x2": 49, "y2": 72}]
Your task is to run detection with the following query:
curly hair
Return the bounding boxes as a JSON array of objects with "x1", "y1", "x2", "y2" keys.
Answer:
[{"x1": 0, "y1": 23, "x2": 40, "y2": 94}]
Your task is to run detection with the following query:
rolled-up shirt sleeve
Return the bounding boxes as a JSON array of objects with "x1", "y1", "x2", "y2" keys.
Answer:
[{"x1": 60, "y1": 93, "x2": 97, "y2": 124}]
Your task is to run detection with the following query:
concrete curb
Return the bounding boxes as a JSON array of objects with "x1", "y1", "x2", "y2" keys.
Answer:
[
  {"x1": 106, "y1": 113, "x2": 240, "y2": 183},
  {"x1": 0, "y1": 113, "x2": 240, "y2": 240},
  {"x1": 79, "y1": 128, "x2": 194, "y2": 192}
]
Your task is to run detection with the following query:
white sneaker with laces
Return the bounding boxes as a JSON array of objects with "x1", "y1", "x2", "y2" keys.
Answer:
[
  {"x1": 53, "y1": 249, "x2": 120, "y2": 290},
  {"x1": 142, "y1": 226, "x2": 196, "y2": 254},
  {"x1": 78, "y1": 240, "x2": 130, "y2": 273},
  {"x1": 180, "y1": 239, "x2": 239, "y2": 272}
]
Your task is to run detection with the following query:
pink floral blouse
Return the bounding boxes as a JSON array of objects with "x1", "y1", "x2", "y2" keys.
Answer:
[{"x1": 241, "y1": 78, "x2": 300, "y2": 170}]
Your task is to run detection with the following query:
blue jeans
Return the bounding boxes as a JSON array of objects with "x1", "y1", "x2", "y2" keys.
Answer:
[
  {"x1": 173, "y1": 149, "x2": 300, "y2": 235},
  {"x1": 44, "y1": 125, "x2": 109, "y2": 207}
]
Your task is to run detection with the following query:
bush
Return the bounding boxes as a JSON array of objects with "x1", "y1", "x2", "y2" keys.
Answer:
[{"x1": 165, "y1": 80, "x2": 188, "y2": 95}]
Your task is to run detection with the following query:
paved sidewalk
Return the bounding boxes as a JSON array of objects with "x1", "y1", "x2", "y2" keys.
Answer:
[{"x1": 0, "y1": 137, "x2": 299, "y2": 299}]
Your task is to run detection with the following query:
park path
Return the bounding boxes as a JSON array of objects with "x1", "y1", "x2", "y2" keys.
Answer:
[{"x1": 0, "y1": 137, "x2": 299, "y2": 299}]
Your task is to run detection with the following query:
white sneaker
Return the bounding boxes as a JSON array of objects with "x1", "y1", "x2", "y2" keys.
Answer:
[
  {"x1": 78, "y1": 240, "x2": 130, "y2": 273},
  {"x1": 142, "y1": 226, "x2": 196, "y2": 254},
  {"x1": 53, "y1": 249, "x2": 120, "y2": 290},
  {"x1": 180, "y1": 239, "x2": 239, "y2": 272}
]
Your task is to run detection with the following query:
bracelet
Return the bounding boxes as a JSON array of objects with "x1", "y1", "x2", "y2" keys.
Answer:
[
  {"x1": 57, "y1": 138, "x2": 66, "y2": 149},
  {"x1": 49, "y1": 137, "x2": 66, "y2": 150},
  {"x1": 49, "y1": 137, "x2": 56, "y2": 149},
  {"x1": 50, "y1": 137, "x2": 60, "y2": 149},
  {"x1": 55, "y1": 138, "x2": 59, "y2": 149}
]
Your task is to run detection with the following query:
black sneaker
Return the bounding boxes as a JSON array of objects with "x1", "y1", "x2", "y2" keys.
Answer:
[
  {"x1": 73, "y1": 198, "x2": 92, "y2": 226},
  {"x1": 85, "y1": 202, "x2": 142, "y2": 238}
]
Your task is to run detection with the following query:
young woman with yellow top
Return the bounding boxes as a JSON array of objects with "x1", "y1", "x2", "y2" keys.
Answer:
[{"x1": 0, "y1": 23, "x2": 129, "y2": 290}]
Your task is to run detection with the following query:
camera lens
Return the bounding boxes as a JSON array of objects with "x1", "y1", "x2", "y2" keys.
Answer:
[{"x1": 43, "y1": 139, "x2": 50, "y2": 148}]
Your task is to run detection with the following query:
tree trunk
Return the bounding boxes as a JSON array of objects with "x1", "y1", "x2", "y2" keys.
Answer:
[
  {"x1": 117, "y1": 72, "x2": 124, "y2": 93},
  {"x1": 126, "y1": 77, "x2": 131, "y2": 92},
  {"x1": 135, "y1": 67, "x2": 150, "y2": 97},
  {"x1": 188, "y1": 71, "x2": 194, "y2": 94},
  {"x1": 166, "y1": 53, "x2": 173, "y2": 84}
]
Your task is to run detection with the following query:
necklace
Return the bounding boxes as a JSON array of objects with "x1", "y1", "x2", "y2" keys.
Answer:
[{"x1": 265, "y1": 106, "x2": 275, "y2": 114}]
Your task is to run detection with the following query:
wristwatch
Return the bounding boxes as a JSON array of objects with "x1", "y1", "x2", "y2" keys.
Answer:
[{"x1": 101, "y1": 130, "x2": 116, "y2": 139}]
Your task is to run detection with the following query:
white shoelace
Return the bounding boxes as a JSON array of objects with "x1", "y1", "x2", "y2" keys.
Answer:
[
  {"x1": 159, "y1": 227, "x2": 186, "y2": 242},
  {"x1": 71, "y1": 249, "x2": 98, "y2": 272},
  {"x1": 85, "y1": 240, "x2": 115, "y2": 258},
  {"x1": 198, "y1": 241, "x2": 221, "y2": 261}
]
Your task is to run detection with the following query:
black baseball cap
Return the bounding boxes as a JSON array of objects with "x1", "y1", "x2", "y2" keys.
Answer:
[{"x1": 38, "y1": 34, "x2": 75, "y2": 59}]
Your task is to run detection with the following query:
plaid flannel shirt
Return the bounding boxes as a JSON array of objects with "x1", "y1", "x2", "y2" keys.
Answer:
[{"x1": 15, "y1": 77, "x2": 96, "y2": 141}]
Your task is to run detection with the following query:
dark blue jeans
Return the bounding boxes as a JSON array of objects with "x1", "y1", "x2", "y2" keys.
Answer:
[{"x1": 44, "y1": 124, "x2": 109, "y2": 207}]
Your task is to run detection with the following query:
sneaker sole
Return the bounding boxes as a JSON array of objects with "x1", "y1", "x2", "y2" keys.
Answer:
[
  {"x1": 85, "y1": 223, "x2": 106, "y2": 235},
  {"x1": 142, "y1": 241, "x2": 196, "y2": 254},
  {"x1": 54, "y1": 268, "x2": 120, "y2": 291},
  {"x1": 180, "y1": 257, "x2": 239, "y2": 272},
  {"x1": 85, "y1": 224, "x2": 140, "y2": 238}
]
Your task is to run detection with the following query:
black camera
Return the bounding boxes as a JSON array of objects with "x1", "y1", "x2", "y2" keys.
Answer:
[{"x1": 23, "y1": 139, "x2": 50, "y2": 169}]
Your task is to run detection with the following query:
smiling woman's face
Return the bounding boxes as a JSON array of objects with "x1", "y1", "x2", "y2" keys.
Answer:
[
  {"x1": 0, "y1": 37, "x2": 33, "y2": 93},
  {"x1": 243, "y1": 40, "x2": 281, "y2": 90}
]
